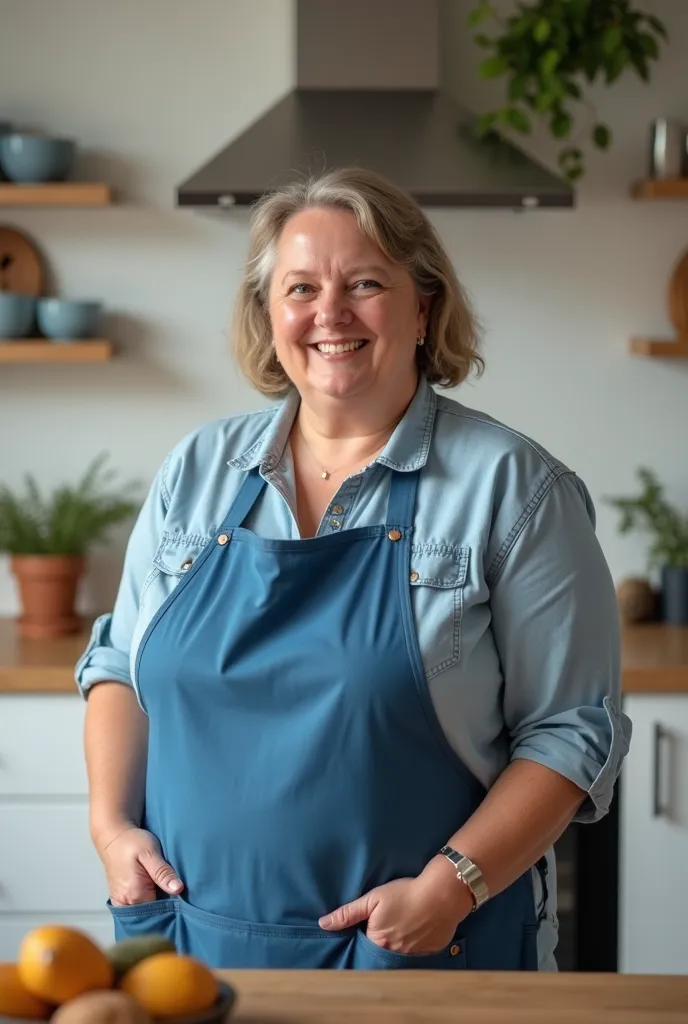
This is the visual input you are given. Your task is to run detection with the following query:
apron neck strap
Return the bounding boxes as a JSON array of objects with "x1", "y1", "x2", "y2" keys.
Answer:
[
  {"x1": 386, "y1": 469, "x2": 420, "y2": 529},
  {"x1": 222, "y1": 467, "x2": 267, "y2": 529}
]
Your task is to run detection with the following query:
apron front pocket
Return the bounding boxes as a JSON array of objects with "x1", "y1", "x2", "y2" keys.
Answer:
[
  {"x1": 353, "y1": 927, "x2": 467, "y2": 970},
  {"x1": 107, "y1": 897, "x2": 178, "y2": 945},
  {"x1": 175, "y1": 900, "x2": 354, "y2": 969}
]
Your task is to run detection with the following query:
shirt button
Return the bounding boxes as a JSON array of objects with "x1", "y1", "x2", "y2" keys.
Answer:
[
  {"x1": 388, "y1": 529, "x2": 402, "y2": 542},
  {"x1": 409, "y1": 571, "x2": 419, "y2": 582},
  {"x1": 217, "y1": 534, "x2": 229, "y2": 546},
  {"x1": 332, "y1": 504, "x2": 344, "y2": 515},
  {"x1": 450, "y1": 944, "x2": 461, "y2": 956},
  {"x1": 330, "y1": 518, "x2": 342, "y2": 529},
  {"x1": 181, "y1": 559, "x2": 193, "y2": 571}
]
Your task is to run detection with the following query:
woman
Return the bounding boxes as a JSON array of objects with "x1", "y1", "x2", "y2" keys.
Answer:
[{"x1": 77, "y1": 167, "x2": 631, "y2": 972}]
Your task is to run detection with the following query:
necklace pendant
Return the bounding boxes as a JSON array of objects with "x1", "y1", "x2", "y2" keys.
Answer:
[{"x1": 321, "y1": 470, "x2": 330, "y2": 480}]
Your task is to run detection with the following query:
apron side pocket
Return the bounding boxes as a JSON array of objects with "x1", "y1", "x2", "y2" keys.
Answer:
[
  {"x1": 353, "y1": 927, "x2": 467, "y2": 970},
  {"x1": 107, "y1": 897, "x2": 178, "y2": 946}
]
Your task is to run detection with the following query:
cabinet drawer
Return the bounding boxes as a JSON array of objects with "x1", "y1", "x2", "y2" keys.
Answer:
[
  {"x1": 0, "y1": 804, "x2": 107, "y2": 912},
  {"x1": 0, "y1": 695, "x2": 87, "y2": 795},
  {"x1": 0, "y1": 914, "x2": 114, "y2": 961},
  {"x1": 620, "y1": 695, "x2": 688, "y2": 974}
]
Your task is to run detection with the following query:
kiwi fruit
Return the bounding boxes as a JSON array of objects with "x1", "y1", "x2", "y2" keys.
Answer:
[{"x1": 105, "y1": 935, "x2": 177, "y2": 980}]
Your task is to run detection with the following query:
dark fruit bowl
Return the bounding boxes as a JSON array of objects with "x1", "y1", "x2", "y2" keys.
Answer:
[
  {"x1": 165, "y1": 982, "x2": 237, "y2": 1023},
  {"x1": 4, "y1": 983, "x2": 237, "y2": 1024}
]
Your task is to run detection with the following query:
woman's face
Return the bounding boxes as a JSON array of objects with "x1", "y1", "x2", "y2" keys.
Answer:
[{"x1": 267, "y1": 207, "x2": 429, "y2": 405}]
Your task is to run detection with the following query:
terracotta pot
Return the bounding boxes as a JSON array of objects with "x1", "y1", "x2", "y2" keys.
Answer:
[{"x1": 10, "y1": 554, "x2": 85, "y2": 638}]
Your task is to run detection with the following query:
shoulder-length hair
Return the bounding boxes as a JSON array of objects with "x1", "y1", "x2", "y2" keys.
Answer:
[{"x1": 232, "y1": 167, "x2": 483, "y2": 397}]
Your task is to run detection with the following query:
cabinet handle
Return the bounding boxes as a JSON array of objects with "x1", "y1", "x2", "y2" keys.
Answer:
[{"x1": 652, "y1": 722, "x2": 672, "y2": 818}]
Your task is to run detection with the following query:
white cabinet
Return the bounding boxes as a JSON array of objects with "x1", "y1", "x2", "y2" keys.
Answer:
[
  {"x1": 0, "y1": 805, "x2": 107, "y2": 912},
  {"x1": 0, "y1": 696, "x2": 112, "y2": 960},
  {"x1": 619, "y1": 694, "x2": 688, "y2": 974},
  {"x1": 0, "y1": 695, "x2": 88, "y2": 795}
]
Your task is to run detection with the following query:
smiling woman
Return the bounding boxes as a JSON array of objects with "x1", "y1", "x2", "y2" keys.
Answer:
[{"x1": 78, "y1": 166, "x2": 630, "y2": 974}]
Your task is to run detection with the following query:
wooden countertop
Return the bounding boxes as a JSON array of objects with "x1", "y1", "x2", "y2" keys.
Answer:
[
  {"x1": 1, "y1": 617, "x2": 688, "y2": 694},
  {"x1": 217, "y1": 969, "x2": 688, "y2": 1023},
  {"x1": 621, "y1": 624, "x2": 688, "y2": 693},
  {"x1": 0, "y1": 617, "x2": 90, "y2": 693}
]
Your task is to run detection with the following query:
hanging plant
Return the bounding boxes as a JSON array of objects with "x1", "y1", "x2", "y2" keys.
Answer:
[{"x1": 468, "y1": 0, "x2": 668, "y2": 182}]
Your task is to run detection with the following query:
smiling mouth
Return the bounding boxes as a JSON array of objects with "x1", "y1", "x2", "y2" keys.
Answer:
[{"x1": 312, "y1": 339, "x2": 369, "y2": 355}]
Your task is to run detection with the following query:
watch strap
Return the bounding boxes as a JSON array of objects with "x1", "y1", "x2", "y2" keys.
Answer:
[{"x1": 439, "y1": 845, "x2": 489, "y2": 911}]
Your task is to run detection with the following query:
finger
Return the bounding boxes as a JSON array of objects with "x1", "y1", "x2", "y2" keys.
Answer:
[
  {"x1": 138, "y1": 848, "x2": 184, "y2": 894},
  {"x1": 319, "y1": 892, "x2": 376, "y2": 930},
  {"x1": 110, "y1": 878, "x2": 157, "y2": 905}
]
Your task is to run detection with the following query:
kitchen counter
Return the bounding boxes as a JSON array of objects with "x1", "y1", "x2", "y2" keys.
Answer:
[
  {"x1": 217, "y1": 969, "x2": 688, "y2": 1023},
  {"x1": 1, "y1": 617, "x2": 688, "y2": 694},
  {"x1": 0, "y1": 617, "x2": 90, "y2": 693}
]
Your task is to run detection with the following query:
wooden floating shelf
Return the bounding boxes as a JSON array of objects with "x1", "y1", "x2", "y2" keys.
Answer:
[
  {"x1": 0, "y1": 183, "x2": 112, "y2": 206},
  {"x1": 630, "y1": 337, "x2": 688, "y2": 358},
  {"x1": 631, "y1": 178, "x2": 688, "y2": 200},
  {"x1": 0, "y1": 340, "x2": 112, "y2": 363}
]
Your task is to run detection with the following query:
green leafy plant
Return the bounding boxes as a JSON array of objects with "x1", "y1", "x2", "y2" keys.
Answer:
[
  {"x1": 468, "y1": 0, "x2": 668, "y2": 181},
  {"x1": 0, "y1": 453, "x2": 140, "y2": 556},
  {"x1": 605, "y1": 468, "x2": 688, "y2": 570}
]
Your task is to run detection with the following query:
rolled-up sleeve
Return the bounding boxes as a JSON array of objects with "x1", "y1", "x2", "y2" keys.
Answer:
[
  {"x1": 489, "y1": 470, "x2": 632, "y2": 823},
  {"x1": 75, "y1": 458, "x2": 170, "y2": 698}
]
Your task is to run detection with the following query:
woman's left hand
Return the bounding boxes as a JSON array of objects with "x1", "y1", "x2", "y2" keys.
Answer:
[{"x1": 318, "y1": 865, "x2": 473, "y2": 955}]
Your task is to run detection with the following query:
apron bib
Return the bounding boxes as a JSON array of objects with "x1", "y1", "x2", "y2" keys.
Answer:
[{"x1": 110, "y1": 467, "x2": 537, "y2": 969}]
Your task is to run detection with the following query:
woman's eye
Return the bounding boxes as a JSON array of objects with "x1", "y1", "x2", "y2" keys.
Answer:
[
  {"x1": 354, "y1": 280, "x2": 382, "y2": 290},
  {"x1": 289, "y1": 283, "x2": 314, "y2": 295}
]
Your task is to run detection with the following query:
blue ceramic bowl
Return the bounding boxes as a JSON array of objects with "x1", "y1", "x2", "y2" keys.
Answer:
[
  {"x1": 0, "y1": 134, "x2": 76, "y2": 183},
  {"x1": 37, "y1": 298, "x2": 102, "y2": 340},
  {"x1": 0, "y1": 293, "x2": 36, "y2": 338}
]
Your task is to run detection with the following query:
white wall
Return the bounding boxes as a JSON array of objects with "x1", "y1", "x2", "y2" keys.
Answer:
[{"x1": 0, "y1": 0, "x2": 686, "y2": 616}]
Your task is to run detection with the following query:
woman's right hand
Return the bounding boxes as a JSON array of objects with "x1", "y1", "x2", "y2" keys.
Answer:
[{"x1": 97, "y1": 824, "x2": 184, "y2": 907}]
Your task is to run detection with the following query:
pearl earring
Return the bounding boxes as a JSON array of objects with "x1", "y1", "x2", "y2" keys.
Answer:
[{"x1": 416, "y1": 335, "x2": 425, "y2": 347}]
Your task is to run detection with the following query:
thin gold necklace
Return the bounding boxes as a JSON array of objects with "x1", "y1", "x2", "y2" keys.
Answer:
[{"x1": 296, "y1": 422, "x2": 390, "y2": 480}]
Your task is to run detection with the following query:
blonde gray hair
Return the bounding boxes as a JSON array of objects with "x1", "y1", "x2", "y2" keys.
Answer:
[{"x1": 232, "y1": 167, "x2": 483, "y2": 397}]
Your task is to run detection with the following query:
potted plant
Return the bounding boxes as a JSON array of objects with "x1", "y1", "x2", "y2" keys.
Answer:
[
  {"x1": 606, "y1": 468, "x2": 688, "y2": 626},
  {"x1": 0, "y1": 453, "x2": 140, "y2": 638},
  {"x1": 468, "y1": 0, "x2": 668, "y2": 181}
]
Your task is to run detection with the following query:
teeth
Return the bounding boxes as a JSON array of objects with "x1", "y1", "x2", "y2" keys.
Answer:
[{"x1": 316, "y1": 340, "x2": 366, "y2": 354}]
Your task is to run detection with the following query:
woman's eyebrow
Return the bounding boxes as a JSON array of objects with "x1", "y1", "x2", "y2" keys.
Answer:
[{"x1": 281, "y1": 264, "x2": 391, "y2": 285}]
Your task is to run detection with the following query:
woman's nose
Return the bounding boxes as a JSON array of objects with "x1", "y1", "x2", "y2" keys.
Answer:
[{"x1": 314, "y1": 289, "x2": 353, "y2": 329}]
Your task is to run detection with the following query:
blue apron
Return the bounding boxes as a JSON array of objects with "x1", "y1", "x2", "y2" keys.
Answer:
[{"x1": 109, "y1": 466, "x2": 538, "y2": 969}]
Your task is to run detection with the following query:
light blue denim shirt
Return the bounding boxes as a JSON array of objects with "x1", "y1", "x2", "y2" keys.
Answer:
[{"x1": 76, "y1": 374, "x2": 631, "y2": 969}]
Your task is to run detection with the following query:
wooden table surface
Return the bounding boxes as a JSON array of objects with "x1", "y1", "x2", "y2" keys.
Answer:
[
  {"x1": 216, "y1": 970, "x2": 688, "y2": 1023},
  {"x1": 1, "y1": 618, "x2": 688, "y2": 694}
]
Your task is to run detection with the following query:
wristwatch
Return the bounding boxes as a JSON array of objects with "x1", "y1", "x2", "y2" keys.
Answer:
[{"x1": 439, "y1": 845, "x2": 490, "y2": 912}]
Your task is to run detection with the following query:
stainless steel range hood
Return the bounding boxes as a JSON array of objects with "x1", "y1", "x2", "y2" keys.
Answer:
[{"x1": 176, "y1": 0, "x2": 573, "y2": 210}]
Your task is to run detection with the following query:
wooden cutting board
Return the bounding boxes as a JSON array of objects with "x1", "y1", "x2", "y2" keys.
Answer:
[
  {"x1": 668, "y1": 248, "x2": 688, "y2": 338},
  {"x1": 0, "y1": 225, "x2": 45, "y2": 294}
]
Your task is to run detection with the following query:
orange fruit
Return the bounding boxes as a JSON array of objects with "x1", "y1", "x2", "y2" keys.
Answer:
[
  {"x1": 120, "y1": 952, "x2": 218, "y2": 1018},
  {"x1": 0, "y1": 962, "x2": 51, "y2": 1020},
  {"x1": 18, "y1": 925, "x2": 114, "y2": 1004}
]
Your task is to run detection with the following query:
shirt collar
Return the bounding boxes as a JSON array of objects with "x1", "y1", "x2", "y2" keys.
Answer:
[{"x1": 227, "y1": 374, "x2": 438, "y2": 474}]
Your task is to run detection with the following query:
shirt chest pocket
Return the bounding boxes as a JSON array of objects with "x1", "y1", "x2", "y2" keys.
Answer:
[
  {"x1": 140, "y1": 534, "x2": 211, "y2": 605},
  {"x1": 409, "y1": 545, "x2": 470, "y2": 679}
]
